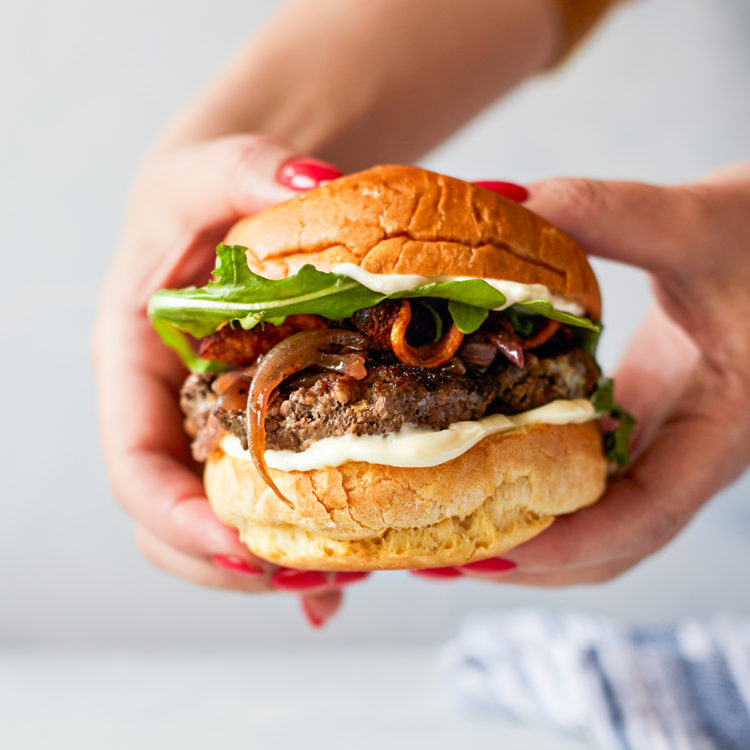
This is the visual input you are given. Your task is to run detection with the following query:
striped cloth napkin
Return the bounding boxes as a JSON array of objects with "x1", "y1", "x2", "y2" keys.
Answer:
[{"x1": 441, "y1": 610, "x2": 750, "y2": 750}]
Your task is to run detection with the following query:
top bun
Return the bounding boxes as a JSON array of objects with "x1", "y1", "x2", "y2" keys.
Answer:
[{"x1": 224, "y1": 165, "x2": 601, "y2": 320}]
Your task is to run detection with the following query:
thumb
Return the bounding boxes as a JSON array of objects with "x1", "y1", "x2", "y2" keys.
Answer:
[
  {"x1": 121, "y1": 136, "x2": 342, "y2": 300},
  {"x1": 136, "y1": 134, "x2": 342, "y2": 238},
  {"x1": 523, "y1": 177, "x2": 703, "y2": 275}
]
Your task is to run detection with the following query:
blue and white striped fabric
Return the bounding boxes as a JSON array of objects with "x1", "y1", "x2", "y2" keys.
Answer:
[{"x1": 442, "y1": 611, "x2": 750, "y2": 750}]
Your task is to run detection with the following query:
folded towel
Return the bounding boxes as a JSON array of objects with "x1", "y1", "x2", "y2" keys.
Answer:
[{"x1": 442, "y1": 610, "x2": 750, "y2": 750}]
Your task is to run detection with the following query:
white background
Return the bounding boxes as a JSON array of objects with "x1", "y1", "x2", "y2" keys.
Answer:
[{"x1": 1, "y1": 0, "x2": 749, "y2": 746}]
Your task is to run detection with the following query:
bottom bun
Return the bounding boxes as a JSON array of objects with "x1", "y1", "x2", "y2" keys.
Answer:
[{"x1": 205, "y1": 421, "x2": 608, "y2": 571}]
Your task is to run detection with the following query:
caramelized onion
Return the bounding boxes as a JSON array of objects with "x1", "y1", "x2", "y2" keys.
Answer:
[
  {"x1": 522, "y1": 319, "x2": 561, "y2": 350},
  {"x1": 488, "y1": 330, "x2": 525, "y2": 368},
  {"x1": 441, "y1": 357, "x2": 467, "y2": 375},
  {"x1": 316, "y1": 353, "x2": 368, "y2": 380},
  {"x1": 247, "y1": 329, "x2": 370, "y2": 507},
  {"x1": 390, "y1": 300, "x2": 464, "y2": 368},
  {"x1": 458, "y1": 338, "x2": 498, "y2": 368}
]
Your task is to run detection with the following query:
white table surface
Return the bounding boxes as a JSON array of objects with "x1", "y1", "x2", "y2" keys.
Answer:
[{"x1": 1, "y1": 648, "x2": 593, "y2": 750}]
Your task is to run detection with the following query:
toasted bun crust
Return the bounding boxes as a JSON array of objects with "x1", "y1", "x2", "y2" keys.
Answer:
[
  {"x1": 224, "y1": 165, "x2": 601, "y2": 320},
  {"x1": 205, "y1": 422, "x2": 607, "y2": 570}
]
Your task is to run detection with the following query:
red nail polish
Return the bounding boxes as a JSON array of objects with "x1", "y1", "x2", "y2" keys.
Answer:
[
  {"x1": 460, "y1": 558, "x2": 517, "y2": 574},
  {"x1": 410, "y1": 567, "x2": 463, "y2": 579},
  {"x1": 332, "y1": 571, "x2": 370, "y2": 587},
  {"x1": 301, "y1": 598, "x2": 324, "y2": 629},
  {"x1": 278, "y1": 157, "x2": 343, "y2": 191},
  {"x1": 212, "y1": 555, "x2": 264, "y2": 576},
  {"x1": 272, "y1": 569, "x2": 328, "y2": 591},
  {"x1": 474, "y1": 181, "x2": 529, "y2": 203}
]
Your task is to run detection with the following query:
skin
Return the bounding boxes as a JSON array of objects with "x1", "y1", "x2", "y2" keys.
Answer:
[
  {"x1": 94, "y1": 0, "x2": 750, "y2": 622},
  {"x1": 94, "y1": 0, "x2": 560, "y2": 625},
  {"x1": 460, "y1": 165, "x2": 750, "y2": 586}
]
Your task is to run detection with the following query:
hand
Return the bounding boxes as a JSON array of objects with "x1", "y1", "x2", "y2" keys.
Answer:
[
  {"x1": 413, "y1": 163, "x2": 750, "y2": 586},
  {"x1": 93, "y1": 134, "x2": 364, "y2": 626}
]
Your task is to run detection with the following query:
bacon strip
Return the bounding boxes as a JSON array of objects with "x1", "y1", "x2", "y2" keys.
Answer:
[
  {"x1": 522, "y1": 319, "x2": 561, "y2": 350},
  {"x1": 390, "y1": 300, "x2": 464, "y2": 368},
  {"x1": 198, "y1": 314, "x2": 327, "y2": 366}
]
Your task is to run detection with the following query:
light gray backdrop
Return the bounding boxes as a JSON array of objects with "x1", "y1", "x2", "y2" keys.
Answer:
[{"x1": 2, "y1": 0, "x2": 749, "y2": 648}]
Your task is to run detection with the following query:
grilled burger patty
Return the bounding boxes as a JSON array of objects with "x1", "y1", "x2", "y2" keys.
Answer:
[{"x1": 181, "y1": 347, "x2": 599, "y2": 455}]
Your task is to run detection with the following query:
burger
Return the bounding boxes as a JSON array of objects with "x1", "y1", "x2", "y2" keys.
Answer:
[{"x1": 148, "y1": 165, "x2": 632, "y2": 571}]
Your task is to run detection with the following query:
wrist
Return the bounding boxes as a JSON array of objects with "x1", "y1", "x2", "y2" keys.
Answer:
[{"x1": 154, "y1": 0, "x2": 561, "y2": 169}]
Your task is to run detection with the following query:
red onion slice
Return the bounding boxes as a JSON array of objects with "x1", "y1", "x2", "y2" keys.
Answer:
[
  {"x1": 316, "y1": 353, "x2": 368, "y2": 380},
  {"x1": 458, "y1": 339, "x2": 498, "y2": 368},
  {"x1": 488, "y1": 331, "x2": 525, "y2": 368},
  {"x1": 247, "y1": 329, "x2": 370, "y2": 507}
]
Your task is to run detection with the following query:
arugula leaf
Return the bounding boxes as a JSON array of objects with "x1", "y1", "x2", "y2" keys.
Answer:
[
  {"x1": 589, "y1": 377, "x2": 636, "y2": 466},
  {"x1": 416, "y1": 301, "x2": 443, "y2": 342},
  {"x1": 506, "y1": 307, "x2": 535, "y2": 337},
  {"x1": 604, "y1": 407, "x2": 636, "y2": 467},
  {"x1": 149, "y1": 243, "x2": 603, "y2": 370},
  {"x1": 397, "y1": 278, "x2": 506, "y2": 309},
  {"x1": 147, "y1": 245, "x2": 383, "y2": 339},
  {"x1": 447, "y1": 300, "x2": 489, "y2": 333},
  {"x1": 517, "y1": 300, "x2": 600, "y2": 332},
  {"x1": 151, "y1": 319, "x2": 224, "y2": 374}
]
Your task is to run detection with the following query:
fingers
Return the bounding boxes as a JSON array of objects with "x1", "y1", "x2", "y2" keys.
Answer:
[
  {"x1": 462, "y1": 360, "x2": 750, "y2": 587},
  {"x1": 524, "y1": 177, "x2": 707, "y2": 275},
  {"x1": 301, "y1": 590, "x2": 344, "y2": 628},
  {"x1": 135, "y1": 523, "x2": 362, "y2": 629},
  {"x1": 139, "y1": 134, "x2": 298, "y2": 233},
  {"x1": 611, "y1": 304, "x2": 699, "y2": 453},
  {"x1": 135, "y1": 524, "x2": 273, "y2": 593}
]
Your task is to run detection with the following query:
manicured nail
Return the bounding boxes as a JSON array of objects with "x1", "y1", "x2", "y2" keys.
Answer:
[
  {"x1": 332, "y1": 571, "x2": 370, "y2": 587},
  {"x1": 474, "y1": 181, "x2": 529, "y2": 203},
  {"x1": 212, "y1": 555, "x2": 264, "y2": 576},
  {"x1": 272, "y1": 569, "x2": 328, "y2": 591},
  {"x1": 301, "y1": 598, "x2": 324, "y2": 629},
  {"x1": 277, "y1": 157, "x2": 343, "y2": 191},
  {"x1": 410, "y1": 567, "x2": 463, "y2": 579},
  {"x1": 459, "y1": 558, "x2": 517, "y2": 574}
]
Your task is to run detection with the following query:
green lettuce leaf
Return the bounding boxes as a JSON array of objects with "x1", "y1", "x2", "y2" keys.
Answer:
[
  {"x1": 517, "y1": 300, "x2": 600, "y2": 332},
  {"x1": 151, "y1": 319, "x2": 225, "y2": 374},
  {"x1": 148, "y1": 245, "x2": 382, "y2": 339},
  {"x1": 148, "y1": 243, "x2": 603, "y2": 370},
  {"x1": 589, "y1": 377, "x2": 636, "y2": 466},
  {"x1": 447, "y1": 300, "x2": 489, "y2": 333}
]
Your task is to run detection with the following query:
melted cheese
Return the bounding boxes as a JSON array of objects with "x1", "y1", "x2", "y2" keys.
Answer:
[
  {"x1": 220, "y1": 399, "x2": 597, "y2": 471},
  {"x1": 327, "y1": 264, "x2": 585, "y2": 316}
]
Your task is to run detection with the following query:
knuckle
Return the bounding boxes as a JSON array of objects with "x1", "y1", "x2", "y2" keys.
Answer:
[
  {"x1": 543, "y1": 177, "x2": 604, "y2": 219},
  {"x1": 220, "y1": 133, "x2": 275, "y2": 181}
]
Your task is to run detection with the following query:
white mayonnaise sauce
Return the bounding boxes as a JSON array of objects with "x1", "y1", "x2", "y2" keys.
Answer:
[
  {"x1": 327, "y1": 263, "x2": 585, "y2": 316},
  {"x1": 220, "y1": 399, "x2": 597, "y2": 471}
]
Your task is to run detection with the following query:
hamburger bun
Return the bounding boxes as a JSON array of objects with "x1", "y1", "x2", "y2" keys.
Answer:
[
  {"x1": 206, "y1": 422, "x2": 607, "y2": 570},
  {"x1": 206, "y1": 165, "x2": 607, "y2": 570},
  {"x1": 225, "y1": 164, "x2": 601, "y2": 320}
]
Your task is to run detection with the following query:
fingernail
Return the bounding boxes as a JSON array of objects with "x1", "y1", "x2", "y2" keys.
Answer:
[
  {"x1": 459, "y1": 558, "x2": 517, "y2": 574},
  {"x1": 332, "y1": 571, "x2": 370, "y2": 587},
  {"x1": 212, "y1": 555, "x2": 264, "y2": 576},
  {"x1": 410, "y1": 567, "x2": 463, "y2": 580},
  {"x1": 474, "y1": 181, "x2": 529, "y2": 203},
  {"x1": 277, "y1": 157, "x2": 343, "y2": 191},
  {"x1": 301, "y1": 598, "x2": 324, "y2": 629},
  {"x1": 272, "y1": 569, "x2": 328, "y2": 591}
]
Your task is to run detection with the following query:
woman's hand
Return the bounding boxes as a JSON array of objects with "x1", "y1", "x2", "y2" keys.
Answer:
[
  {"x1": 417, "y1": 163, "x2": 750, "y2": 586},
  {"x1": 92, "y1": 135, "x2": 363, "y2": 626}
]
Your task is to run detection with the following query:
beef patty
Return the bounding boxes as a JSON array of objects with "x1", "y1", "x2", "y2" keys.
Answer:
[{"x1": 181, "y1": 347, "x2": 599, "y2": 455}]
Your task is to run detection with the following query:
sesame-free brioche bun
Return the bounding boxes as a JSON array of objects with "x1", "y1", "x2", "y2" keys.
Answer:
[
  {"x1": 205, "y1": 422, "x2": 607, "y2": 571},
  {"x1": 225, "y1": 164, "x2": 602, "y2": 320},
  {"x1": 206, "y1": 165, "x2": 607, "y2": 570}
]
